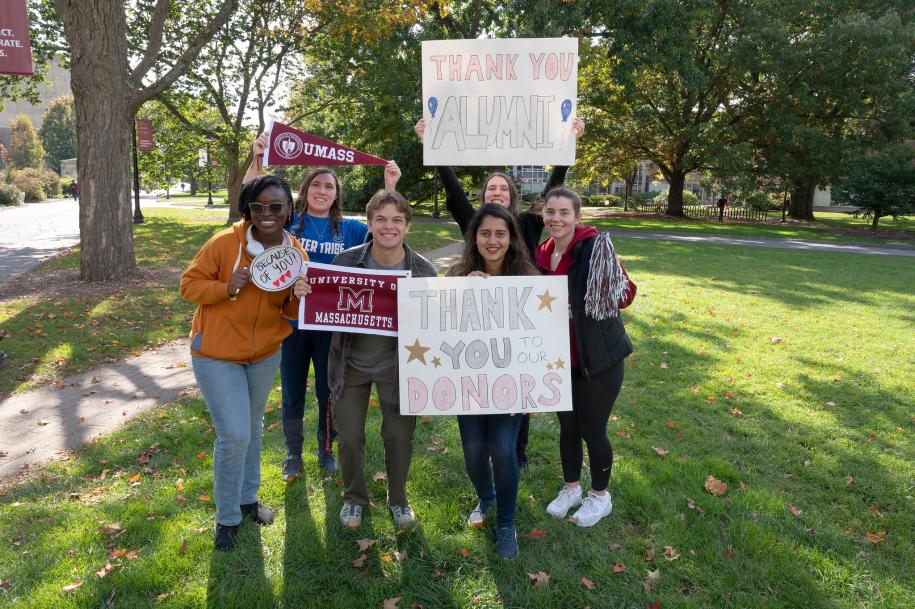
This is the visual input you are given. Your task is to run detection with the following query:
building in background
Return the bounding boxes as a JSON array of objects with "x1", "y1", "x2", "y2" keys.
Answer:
[{"x1": 0, "y1": 57, "x2": 71, "y2": 149}]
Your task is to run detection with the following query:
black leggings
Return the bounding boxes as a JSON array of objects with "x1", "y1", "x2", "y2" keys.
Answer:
[{"x1": 557, "y1": 360, "x2": 625, "y2": 491}]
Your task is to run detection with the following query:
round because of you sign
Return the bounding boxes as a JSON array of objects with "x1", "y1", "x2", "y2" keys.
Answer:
[{"x1": 250, "y1": 245, "x2": 304, "y2": 292}]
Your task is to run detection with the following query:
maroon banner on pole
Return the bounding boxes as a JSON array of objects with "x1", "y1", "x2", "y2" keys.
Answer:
[
  {"x1": 297, "y1": 262, "x2": 410, "y2": 336},
  {"x1": 265, "y1": 121, "x2": 388, "y2": 167},
  {"x1": 137, "y1": 119, "x2": 155, "y2": 152},
  {"x1": 0, "y1": 0, "x2": 34, "y2": 76}
]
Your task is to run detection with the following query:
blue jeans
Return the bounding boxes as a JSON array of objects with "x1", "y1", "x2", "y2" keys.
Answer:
[
  {"x1": 280, "y1": 326, "x2": 334, "y2": 455},
  {"x1": 192, "y1": 351, "x2": 281, "y2": 526},
  {"x1": 457, "y1": 414, "x2": 523, "y2": 529}
]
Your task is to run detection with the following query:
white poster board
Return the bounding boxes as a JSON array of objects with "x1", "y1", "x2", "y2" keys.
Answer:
[
  {"x1": 398, "y1": 275, "x2": 573, "y2": 416},
  {"x1": 421, "y1": 37, "x2": 579, "y2": 166}
]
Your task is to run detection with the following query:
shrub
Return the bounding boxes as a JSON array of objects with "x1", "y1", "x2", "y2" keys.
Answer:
[
  {"x1": 585, "y1": 194, "x2": 622, "y2": 207},
  {"x1": 653, "y1": 189, "x2": 698, "y2": 206},
  {"x1": 736, "y1": 191, "x2": 782, "y2": 211},
  {"x1": 634, "y1": 190, "x2": 662, "y2": 202},
  {"x1": 12, "y1": 169, "x2": 46, "y2": 201},
  {"x1": 0, "y1": 183, "x2": 24, "y2": 206}
]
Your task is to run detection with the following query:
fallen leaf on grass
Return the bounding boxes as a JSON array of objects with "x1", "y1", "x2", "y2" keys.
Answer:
[
  {"x1": 125, "y1": 550, "x2": 140, "y2": 560},
  {"x1": 704, "y1": 476, "x2": 728, "y2": 496},
  {"x1": 825, "y1": 401, "x2": 836, "y2": 408},
  {"x1": 663, "y1": 546, "x2": 679, "y2": 561},
  {"x1": 867, "y1": 434, "x2": 876, "y2": 442},
  {"x1": 651, "y1": 447, "x2": 668, "y2": 457},
  {"x1": 178, "y1": 539, "x2": 187, "y2": 554},
  {"x1": 108, "y1": 549, "x2": 127, "y2": 559},
  {"x1": 383, "y1": 597, "x2": 401, "y2": 609},
  {"x1": 865, "y1": 531, "x2": 886, "y2": 544},
  {"x1": 352, "y1": 553, "x2": 367, "y2": 568},
  {"x1": 787, "y1": 504, "x2": 803, "y2": 517},
  {"x1": 528, "y1": 571, "x2": 550, "y2": 588},
  {"x1": 608, "y1": 543, "x2": 621, "y2": 550},
  {"x1": 724, "y1": 391, "x2": 735, "y2": 399},
  {"x1": 266, "y1": 422, "x2": 279, "y2": 432},
  {"x1": 769, "y1": 337, "x2": 784, "y2": 344},
  {"x1": 95, "y1": 562, "x2": 116, "y2": 578},
  {"x1": 705, "y1": 396, "x2": 716, "y2": 404},
  {"x1": 432, "y1": 571, "x2": 446, "y2": 579},
  {"x1": 611, "y1": 563, "x2": 626, "y2": 574},
  {"x1": 648, "y1": 602, "x2": 661, "y2": 609},
  {"x1": 198, "y1": 495, "x2": 210, "y2": 502},
  {"x1": 845, "y1": 475, "x2": 854, "y2": 486},
  {"x1": 421, "y1": 417, "x2": 432, "y2": 425},
  {"x1": 372, "y1": 471, "x2": 387, "y2": 482},
  {"x1": 580, "y1": 577, "x2": 595, "y2": 590},
  {"x1": 617, "y1": 430, "x2": 631, "y2": 440},
  {"x1": 526, "y1": 527, "x2": 547, "y2": 540},
  {"x1": 659, "y1": 362, "x2": 668, "y2": 369},
  {"x1": 729, "y1": 408, "x2": 743, "y2": 415},
  {"x1": 459, "y1": 547, "x2": 471, "y2": 558},
  {"x1": 645, "y1": 546, "x2": 655, "y2": 561},
  {"x1": 643, "y1": 568, "x2": 660, "y2": 591},
  {"x1": 665, "y1": 420, "x2": 678, "y2": 429},
  {"x1": 738, "y1": 481, "x2": 747, "y2": 491},
  {"x1": 62, "y1": 578, "x2": 82, "y2": 592},
  {"x1": 410, "y1": 603, "x2": 423, "y2": 609},
  {"x1": 775, "y1": 382, "x2": 786, "y2": 389},
  {"x1": 100, "y1": 523, "x2": 124, "y2": 536},
  {"x1": 128, "y1": 472, "x2": 141, "y2": 484},
  {"x1": 356, "y1": 538, "x2": 376, "y2": 552},
  {"x1": 723, "y1": 548, "x2": 735, "y2": 559},
  {"x1": 175, "y1": 495, "x2": 187, "y2": 505},
  {"x1": 155, "y1": 593, "x2": 170, "y2": 603}
]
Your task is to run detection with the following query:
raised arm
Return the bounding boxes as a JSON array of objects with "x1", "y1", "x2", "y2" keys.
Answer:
[
  {"x1": 415, "y1": 118, "x2": 473, "y2": 234},
  {"x1": 243, "y1": 132, "x2": 269, "y2": 184},
  {"x1": 541, "y1": 117, "x2": 585, "y2": 196}
]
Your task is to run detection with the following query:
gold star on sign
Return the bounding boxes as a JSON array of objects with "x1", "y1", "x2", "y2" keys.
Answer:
[
  {"x1": 432, "y1": 356, "x2": 441, "y2": 368},
  {"x1": 405, "y1": 339, "x2": 431, "y2": 365},
  {"x1": 554, "y1": 357, "x2": 565, "y2": 369},
  {"x1": 546, "y1": 362, "x2": 554, "y2": 370},
  {"x1": 537, "y1": 290, "x2": 557, "y2": 312}
]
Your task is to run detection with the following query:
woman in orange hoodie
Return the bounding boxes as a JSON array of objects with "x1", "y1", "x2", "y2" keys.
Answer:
[{"x1": 180, "y1": 174, "x2": 310, "y2": 551}]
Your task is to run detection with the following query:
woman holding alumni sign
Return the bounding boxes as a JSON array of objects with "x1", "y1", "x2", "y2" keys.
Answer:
[
  {"x1": 245, "y1": 134, "x2": 401, "y2": 480},
  {"x1": 446, "y1": 204, "x2": 540, "y2": 558},
  {"x1": 414, "y1": 116, "x2": 584, "y2": 471},
  {"x1": 180, "y1": 175, "x2": 310, "y2": 551},
  {"x1": 535, "y1": 187, "x2": 637, "y2": 528},
  {"x1": 327, "y1": 189, "x2": 437, "y2": 532}
]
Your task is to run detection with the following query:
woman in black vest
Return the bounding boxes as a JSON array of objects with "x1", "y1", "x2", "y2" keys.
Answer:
[{"x1": 534, "y1": 186, "x2": 637, "y2": 528}]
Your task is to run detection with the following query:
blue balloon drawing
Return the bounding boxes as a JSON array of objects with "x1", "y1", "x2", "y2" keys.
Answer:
[
  {"x1": 561, "y1": 99, "x2": 572, "y2": 122},
  {"x1": 428, "y1": 97, "x2": 439, "y2": 118}
]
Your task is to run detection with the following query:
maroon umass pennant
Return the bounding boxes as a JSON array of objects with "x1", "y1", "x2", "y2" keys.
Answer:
[
  {"x1": 297, "y1": 262, "x2": 410, "y2": 336},
  {"x1": 265, "y1": 121, "x2": 388, "y2": 167}
]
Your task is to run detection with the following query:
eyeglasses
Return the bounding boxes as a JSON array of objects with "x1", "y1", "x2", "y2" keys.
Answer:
[{"x1": 250, "y1": 201, "x2": 287, "y2": 215}]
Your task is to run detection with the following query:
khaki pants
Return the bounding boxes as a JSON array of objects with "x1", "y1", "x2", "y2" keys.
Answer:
[{"x1": 333, "y1": 365, "x2": 416, "y2": 507}]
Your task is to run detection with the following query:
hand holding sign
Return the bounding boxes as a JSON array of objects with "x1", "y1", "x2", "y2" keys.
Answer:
[
  {"x1": 250, "y1": 246, "x2": 305, "y2": 292},
  {"x1": 227, "y1": 266, "x2": 251, "y2": 298}
]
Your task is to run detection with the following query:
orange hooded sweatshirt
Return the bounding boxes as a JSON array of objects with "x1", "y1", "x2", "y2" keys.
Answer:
[{"x1": 179, "y1": 220, "x2": 307, "y2": 364}]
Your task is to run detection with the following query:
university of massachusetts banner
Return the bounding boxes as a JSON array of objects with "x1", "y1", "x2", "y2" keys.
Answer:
[
  {"x1": 297, "y1": 262, "x2": 410, "y2": 337},
  {"x1": 264, "y1": 121, "x2": 388, "y2": 167}
]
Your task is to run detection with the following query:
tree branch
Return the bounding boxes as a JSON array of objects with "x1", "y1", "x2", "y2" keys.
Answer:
[
  {"x1": 137, "y1": 0, "x2": 239, "y2": 101},
  {"x1": 130, "y1": 0, "x2": 171, "y2": 83}
]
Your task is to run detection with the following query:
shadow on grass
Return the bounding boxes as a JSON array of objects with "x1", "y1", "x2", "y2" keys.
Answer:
[{"x1": 207, "y1": 527, "x2": 276, "y2": 608}]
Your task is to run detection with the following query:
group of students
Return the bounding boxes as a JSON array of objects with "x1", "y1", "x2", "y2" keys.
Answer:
[{"x1": 179, "y1": 119, "x2": 636, "y2": 557}]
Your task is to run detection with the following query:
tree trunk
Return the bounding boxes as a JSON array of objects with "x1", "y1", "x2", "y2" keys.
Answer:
[
  {"x1": 59, "y1": 1, "x2": 139, "y2": 280},
  {"x1": 666, "y1": 172, "x2": 686, "y2": 216},
  {"x1": 189, "y1": 173, "x2": 198, "y2": 196},
  {"x1": 871, "y1": 211, "x2": 881, "y2": 230},
  {"x1": 226, "y1": 147, "x2": 246, "y2": 221},
  {"x1": 789, "y1": 181, "x2": 816, "y2": 220}
]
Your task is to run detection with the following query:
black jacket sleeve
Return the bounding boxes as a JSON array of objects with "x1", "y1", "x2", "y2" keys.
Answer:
[
  {"x1": 438, "y1": 166, "x2": 474, "y2": 235},
  {"x1": 543, "y1": 166, "x2": 569, "y2": 196}
]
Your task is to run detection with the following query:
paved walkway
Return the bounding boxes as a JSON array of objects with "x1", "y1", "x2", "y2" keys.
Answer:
[
  {"x1": 0, "y1": 240, "x2": 463, "y2": 478},
  {"x1": 603, "y1": 229, "x2": 915, "y2": 257},
  {"x1": 0, "y1": 198, "x2": 80, "y2": 289}
]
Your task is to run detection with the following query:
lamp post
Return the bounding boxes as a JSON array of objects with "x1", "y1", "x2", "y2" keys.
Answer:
[
  {"x1": 131, "y1": 120, "x2": 144, "y2": 224},
  {"x1": 205, "y1": 135, "x2": 214, "y2": 207}
]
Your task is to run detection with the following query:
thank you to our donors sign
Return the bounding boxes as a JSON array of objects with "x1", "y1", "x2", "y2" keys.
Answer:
[
  {"x1": 298, "y1": 263, "x2": 410, "y2": 336},
  {"x1": 398, "y1": 276, "x2": 572, "y2": 416},
  {"x1": 421, "y1": 37, "x2": 578, "y2": 166}
]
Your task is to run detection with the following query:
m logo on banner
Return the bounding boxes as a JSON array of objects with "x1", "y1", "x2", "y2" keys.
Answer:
[{"x1": 338, "y1": 287, "x2": 375, "y2": 313}]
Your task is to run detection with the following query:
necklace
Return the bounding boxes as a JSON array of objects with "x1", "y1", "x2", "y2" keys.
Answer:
[{"x1": 304, "y1": 214, "x2": 330, "y2": 241}]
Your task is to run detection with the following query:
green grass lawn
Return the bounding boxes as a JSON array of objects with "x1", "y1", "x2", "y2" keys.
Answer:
[
  {"x1": 1, "y1": 240, "x2": 911, "y2": 608},
  {"x1": 586, "y1": 210, "x2": 915, "y2": 245}
]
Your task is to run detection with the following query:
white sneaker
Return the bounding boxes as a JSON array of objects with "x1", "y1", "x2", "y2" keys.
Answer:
[
  {"x1": 546, "y1": 485, "x2": 583, "y2": 518},
  {"x1": 571, "y1": 491, "x2": 613, "y2": 527}
]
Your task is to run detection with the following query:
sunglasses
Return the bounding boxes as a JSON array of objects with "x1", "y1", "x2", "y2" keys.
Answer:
[{"x1": 250, "y1": 201, "x2": 287, "y2": 215}]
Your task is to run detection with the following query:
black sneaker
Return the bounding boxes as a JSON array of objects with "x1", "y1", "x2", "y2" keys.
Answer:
[
  {"x1": 240, "y1": 502, "x2": 274, "y2": 525},
  {"x1": 317, "y1": 450, "x2": 336, "y2": 475},
  {"x1": 214, "y1": 523, "x2": 239, "y2": 551},
  {"x1": 282, "y1": 454, "x2": 302, "y2": 481},
  {"x1": 495, "y1": 526, "x2": 519, "y2": 559}
]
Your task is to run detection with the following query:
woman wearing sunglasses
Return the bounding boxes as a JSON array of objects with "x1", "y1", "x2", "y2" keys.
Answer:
[
  {"x1": 180, "y1": 175, "x2": 310, "y2": 551},
  {"x1": 246, "y1": 134, "x2": 401, "y2": 479}
]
